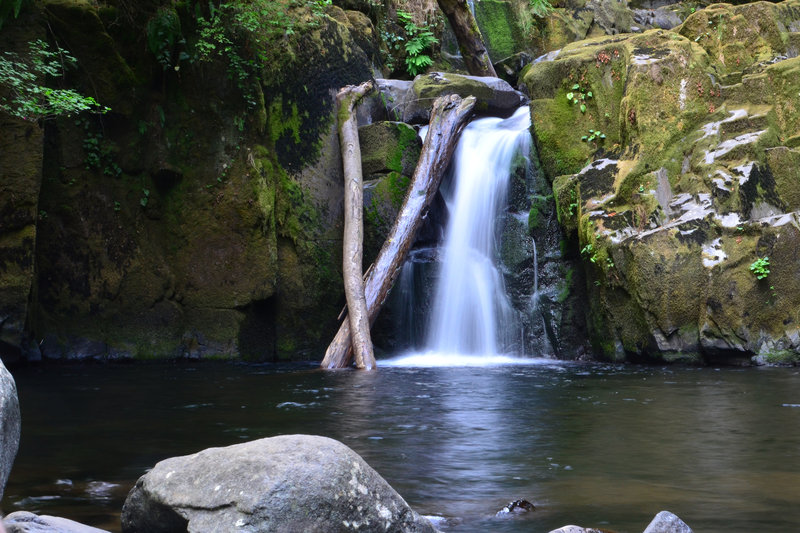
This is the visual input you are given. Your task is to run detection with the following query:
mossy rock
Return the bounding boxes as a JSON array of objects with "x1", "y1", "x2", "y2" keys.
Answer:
[
  {"x1": 358, "y1": 121, "x2": 421, "y2": 177},
  {"x1": 405, "y1": 72, "x2": 526, "y2": 123},
  {"x1": 363, "y1": 172, "x2": 411, "y2": 264},
  {"x1": 526, "y1": 2, "x2": 800, "y2": 362},
  {"x1": 676, "y1": 1, "x2": 800, "y2": 78},
  {"x1": 473, "y1": 0, "x2": 526, "y2": 61}
]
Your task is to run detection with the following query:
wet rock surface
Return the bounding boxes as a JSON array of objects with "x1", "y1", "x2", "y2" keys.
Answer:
[{"x1": 0, "y1": 359, "x2": 20, "y2": 502}]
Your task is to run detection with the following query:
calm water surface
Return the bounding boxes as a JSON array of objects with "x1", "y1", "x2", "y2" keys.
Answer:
[{"x1": 3, "y1": 359, "x2": 799, "y2": 532}]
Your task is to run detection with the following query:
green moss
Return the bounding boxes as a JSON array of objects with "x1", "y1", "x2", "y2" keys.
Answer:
[
  {"x1": 553, "y1": 174, "x2": 580, "y2": 232},
  {"x1": 269, "y1": 98, "x2": 302, "y2": 145},
  {"x1": 556, "y1": 265, "x2": 574, "y2": 303},
  {"x1": 473, "y1": 0, "x2": 524, "y2": 61},
  {"x1": 528, "y1": 194, "x2": 551, "y2": 232}
]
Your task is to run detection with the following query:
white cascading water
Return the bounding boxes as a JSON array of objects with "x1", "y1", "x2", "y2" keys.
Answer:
[{"x1": 424, "y1": 106, "x2": 531, "y2": 356}]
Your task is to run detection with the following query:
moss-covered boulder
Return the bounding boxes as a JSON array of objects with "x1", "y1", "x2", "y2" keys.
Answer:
[
  {"x1": 524, "y1": 0, "x2": 800, "y2": 364},
  {"x1": 358, "y1": 121, "x2": 421, "y2": 178},
  {"x1": 380, "y1": 72, "x2": 527, "y2": 124}
]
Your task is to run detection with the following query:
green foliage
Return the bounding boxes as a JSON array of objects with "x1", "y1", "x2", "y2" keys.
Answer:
[
  {"x1": 0, "y1": 40, "x2": 108, "y2": 121},
  {"x1": 750, "y1": 256, "x2": 770, "y2": 280},
  {"x1": 581, "y1": 243, "x2": 598, "y2": 263},
  {"x1": 396, "y1": 10, "x2": 438, "y2": 77},
  {"x1": 192, "y1": 0, "x2": 331, "y2": 109},
  {"x1": 0, "y1": 0, "x2": 28, "y2": 29},
  {"x1": 529, "y1": 0, "x2": 553, "y2": 17}
]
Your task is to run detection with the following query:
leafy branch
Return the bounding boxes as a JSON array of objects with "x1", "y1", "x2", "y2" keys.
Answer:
[{"x1": 0, "y1": 39, "x2": 108, "y2": 121}]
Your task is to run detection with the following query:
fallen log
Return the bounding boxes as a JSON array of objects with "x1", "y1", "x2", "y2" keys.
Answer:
[
  {"x1": 337, "y1": 80, "x2": 376, "y2": 370},
  {"x1": 321, "y1": 93, "x2": 476, "y2": 369}
]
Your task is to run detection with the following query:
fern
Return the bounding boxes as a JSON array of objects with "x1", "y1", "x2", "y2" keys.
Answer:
[{"x1": 397, "y1": 10, "x2": 437, "y2": 77}]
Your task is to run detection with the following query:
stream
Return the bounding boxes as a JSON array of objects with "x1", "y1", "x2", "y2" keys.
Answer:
[{"x1": 3, "y1": 359, "x2": 799, "y2": 532}]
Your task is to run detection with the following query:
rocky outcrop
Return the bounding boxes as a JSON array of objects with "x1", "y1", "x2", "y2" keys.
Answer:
[
  {"x1": 3, "y1": 511, "x2": 110, "y2": 533},
  {"x1": 121, "y1": 435, "x2": 437, "y2": 533},
  {"x1": 1, "y1": 359, "x2": 20, "y2": 502},
  {"x1": 524, "y1": 0, "x2": 800, "y2": 363}
]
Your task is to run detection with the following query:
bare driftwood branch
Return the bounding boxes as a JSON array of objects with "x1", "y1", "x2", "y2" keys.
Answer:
[
  {"x1": 321, "y1": 93, "x2": 476, "y2": 369},
  {"x1": 336, "y1": 80, "x2": 376, "y2": 370}
]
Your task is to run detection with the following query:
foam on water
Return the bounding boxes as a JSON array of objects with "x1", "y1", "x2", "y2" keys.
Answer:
[{"x1": 381, "y1": 351, "x2": 555, "y2": 368}]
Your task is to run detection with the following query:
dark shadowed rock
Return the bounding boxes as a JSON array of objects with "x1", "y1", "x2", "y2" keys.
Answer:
[
  {"x1": 643, "y1": 510, "x2": 693, "y2": 533},
  {"x1": 1, "y1": 359, "x2": 20, "y2": 502},
  {"x1": 121, "y1": 434, "x2": 438, "y2": 533},
  {"x1": 3, "y1": 511, "x2": 110, "y2": 533},
  {"x1": 496, "y1": 499, "x2": 535, "y2": 515}
]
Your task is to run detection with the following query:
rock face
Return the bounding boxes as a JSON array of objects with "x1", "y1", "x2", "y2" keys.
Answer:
[
  {"x1": 121, "y1": 435, "x2": 437, "y2": 533},
  {"x1": 0, "y1": 359, "x2": 21, "y2": 502},
  {"x1": 524, "y1": 0, "x2": 800, "y2": 363},
  {"x1": 0, "y1": 1, "x2": 380, "y2": 361},
  {"x1": 3, "y1": 511, "x2": 110, "y2": 533}
]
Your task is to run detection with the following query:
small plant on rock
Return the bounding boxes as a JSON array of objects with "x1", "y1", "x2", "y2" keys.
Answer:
[
  {"x1": 749, "y1": 256, "x2": 770, "y2": 280},
  {"x1": 581, "y1": 129, "x2": 605, "y2": 143},
  {"x1": 566, "y1": 83, "x2": 592, "y2": 113}
]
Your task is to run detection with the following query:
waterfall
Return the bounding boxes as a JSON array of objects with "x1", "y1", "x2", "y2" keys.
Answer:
[{"x1": 424, "y1": 106, "x2": 532, "y2": 356}]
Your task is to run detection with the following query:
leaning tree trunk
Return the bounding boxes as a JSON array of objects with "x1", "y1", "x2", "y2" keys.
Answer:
[
  {"x1": 436, "y1": 0, "x2": 497, "y2": 77},
  {"x1": 337, "y1": 81, "x2": 376, "y2": 370},
  {"x1": 321, "y1": 94, "x2": 477, "y2": 369}
]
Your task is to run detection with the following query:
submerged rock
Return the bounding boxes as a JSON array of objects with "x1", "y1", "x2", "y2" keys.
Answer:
[
  {"x1": 121, "y1": 434, "x2": 438, "y2": 533},
  {"x1": 547, "y1": 526, "x2": 605, "y2": 533},
  {"x1": 3, "y1": 511, "x2": 110, "y2": 533},
  {"x1": 0, "y1": 359, "x2": 20, "y2": 502},
  {"x1": 496, "y1": 499, "x2": 535, "y2": 515},
  {"x1": 642, "y1": 510, "x2": 693, "y2": 533}
]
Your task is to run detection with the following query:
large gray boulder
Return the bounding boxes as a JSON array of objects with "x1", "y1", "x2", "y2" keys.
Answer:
[
  {"x1": 1, "y1": 359, "x2": 20, "y2": 503},
  {"x1": 3, "y1": 511, "x2": 110, "y2": 533},
  {"x1": 121, "y1": 434, "x2": 437, "y2": 533}
]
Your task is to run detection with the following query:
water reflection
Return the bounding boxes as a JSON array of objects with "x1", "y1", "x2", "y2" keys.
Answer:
[{"x1": 2, "y1": 363, "x2": 799, "y2": 532}]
